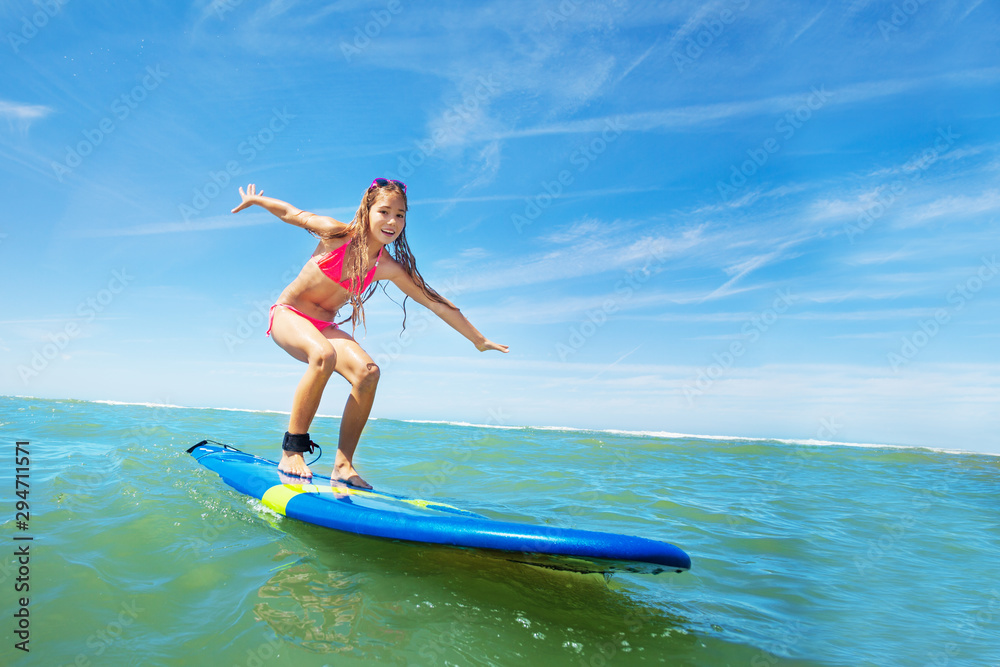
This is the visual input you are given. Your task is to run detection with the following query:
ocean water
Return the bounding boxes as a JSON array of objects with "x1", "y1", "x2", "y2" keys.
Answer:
[{"x1": 1, "y1": 396, "x2": 998, "y2": 666}]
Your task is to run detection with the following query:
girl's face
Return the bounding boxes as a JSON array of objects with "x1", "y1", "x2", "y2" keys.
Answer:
[{"x1": 368, "y1": 192, "x2": 406, "y2": 244}]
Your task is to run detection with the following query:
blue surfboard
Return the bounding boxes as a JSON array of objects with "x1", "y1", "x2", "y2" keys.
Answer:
[{"x1": 187, "y1": 441, "x2": 691, "y2": 575}]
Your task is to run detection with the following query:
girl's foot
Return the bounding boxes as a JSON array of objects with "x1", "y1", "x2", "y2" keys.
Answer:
[
  {"x1": 278, "y1": 451, "x2": 313, "y2": 478},
  {"x1": 334, "y1": 461, "x2": 371, "y2": 489}
]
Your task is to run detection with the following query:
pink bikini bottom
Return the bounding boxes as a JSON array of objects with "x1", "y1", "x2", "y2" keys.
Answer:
[{"x1": 266, "y1": 303, "x2": 338, "y2": 337}]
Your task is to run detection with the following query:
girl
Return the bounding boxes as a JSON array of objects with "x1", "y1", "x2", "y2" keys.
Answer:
[{"x1": 231, "y1": 179, "x2": 508, "y2": 488}]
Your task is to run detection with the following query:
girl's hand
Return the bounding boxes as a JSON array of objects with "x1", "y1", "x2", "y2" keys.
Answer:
[
  {"x1": 476, "y1": 340, "x2": 509, "y2": 353},
  {"x1": 231, "y1": 184, "x2": 263, "y2": 214}
]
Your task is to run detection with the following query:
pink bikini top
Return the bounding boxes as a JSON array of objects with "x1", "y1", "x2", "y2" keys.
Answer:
[{"x1": 315, "y1": 239, "x2": 383, "y2": 295}]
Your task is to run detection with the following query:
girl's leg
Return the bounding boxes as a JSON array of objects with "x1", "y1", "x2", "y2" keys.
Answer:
[
  {"x1": 268, "y1": 307, "x2": 340, "y2": 477},
  {"x1": 322, "y1": 328, "x2": 380, "y2": 489}
]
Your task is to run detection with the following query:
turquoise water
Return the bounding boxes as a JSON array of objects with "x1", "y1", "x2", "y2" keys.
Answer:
[{"x1": 1, "y1": 396, "x2": 998, "y2": 666}]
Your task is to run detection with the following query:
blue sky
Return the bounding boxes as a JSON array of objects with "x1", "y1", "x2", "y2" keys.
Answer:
[{"x1": 2, "y1": 0, "x2": 999, "y2": 452}]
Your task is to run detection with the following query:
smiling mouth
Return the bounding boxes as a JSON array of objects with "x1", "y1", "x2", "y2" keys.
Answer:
[{"x1": 381, "y1": 227, "x2": 395, "y2": 237}]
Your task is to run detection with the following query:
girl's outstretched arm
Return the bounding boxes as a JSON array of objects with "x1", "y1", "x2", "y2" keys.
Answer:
[
  {"x1": 231, "y1": 183, "x2": 347, "y2": 237},
  {"x1": 385, "y1": 260, "x2": 508, "y2": 353}
]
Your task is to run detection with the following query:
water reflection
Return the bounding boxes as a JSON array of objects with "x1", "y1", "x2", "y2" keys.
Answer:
[{"x1": 245, "y1": 529, "x2": 788, "y2": 665}]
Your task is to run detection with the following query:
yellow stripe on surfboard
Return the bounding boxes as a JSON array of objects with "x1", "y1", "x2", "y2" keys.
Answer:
[
  {"x1": 260, "y1": 482, "x2": 462, "y2": 515},
  {"x1": 327, "y1": 484, "x2": 463, "y2": 512},
  {"x1": 260, "y1": 484, "x2": 301, "y2": 515}
]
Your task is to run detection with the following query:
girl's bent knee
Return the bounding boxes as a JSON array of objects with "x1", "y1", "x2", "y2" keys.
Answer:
[
  {"x1": 357, "y1": 362, "x2": 380, "y2": 390},
  {"x1": 308, "y1": 348, "x2": 338, "y2": 375}
]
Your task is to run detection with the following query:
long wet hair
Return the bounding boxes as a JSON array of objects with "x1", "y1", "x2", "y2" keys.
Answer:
[{"x1": 315, "y1": 180, "x2": 456, "y2": 333}]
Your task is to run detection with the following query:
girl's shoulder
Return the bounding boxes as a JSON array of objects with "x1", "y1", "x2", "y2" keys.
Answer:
[
  {"x1": 311, "y1": 234, "x2": 352, "y2": 257},
  {"x1": 376, "y1": 250, "x2": 403, "y2": 275}
]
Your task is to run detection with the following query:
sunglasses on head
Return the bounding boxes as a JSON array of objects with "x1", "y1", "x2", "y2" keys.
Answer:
[{"x1": 369, "y1": 178, "x2": 406, "y2": 194}]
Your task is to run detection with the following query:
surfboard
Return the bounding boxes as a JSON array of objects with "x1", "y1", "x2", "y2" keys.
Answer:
[{"x1": 187, "y1": 440, "x2": 691, "y2": 575}]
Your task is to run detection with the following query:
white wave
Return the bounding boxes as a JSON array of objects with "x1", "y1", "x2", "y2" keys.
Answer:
[
  {"x1": 398, "y1": 418, "x2": 1000, "y2": 457},
  {"x1": 398, "y1": 418, "x2": 524, "y2": 430},
  {"x1": 89, "y1": 399, "x2": 191, "y2": 409},
  {"x1": 87, "y1": 399, "x2": 348, "y2": 420},
  {"x1": 6, "y1": 395, "x2": 996, "y2": 457}
]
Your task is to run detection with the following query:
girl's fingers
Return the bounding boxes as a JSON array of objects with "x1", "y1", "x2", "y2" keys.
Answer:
[{"x1": 233, "y1": 185, "x2": 260, "y2": 213}]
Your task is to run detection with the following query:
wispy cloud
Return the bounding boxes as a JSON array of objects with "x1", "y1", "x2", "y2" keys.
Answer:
[
  {"x1": 454, "y1": 220, "x2": 706, "y2": 294},
  {"x1": 701, "y1": 245, "x2": 799, "y2": 302},
  {"x1": 414, "y1": 185, "x2": 660, "y2": 209},
  {"x1": 789, "y1": 6, "x2": 827, "y2": 44},
  {"x1": 616, "y1": 39, "x2": 659, "y2": 84},
  {"x1": 76, "y1": 213, "x2": 279, "y2": 237},
  {"x1": 0, "y1": 100, "x2": 53, "y2": 135},
  {"x1": 0, "y1": 101, "x2": 52, "y2": 122},
  {"x1": 867, "y1": 141, "x2": 999, "y2": 179},
  {"x1": 661, "y1": 2, "x2": 721, "y2": 54},
  {"x1": 808, "y1": 188, "x2": 882, "y2": 222},
  {"x1": 479, "y1": 67, "x2": 1000, "y2": 141},
  {"x1": 904, "y1": 189, "x2": 1000, "y2": 224},
  {"x1": 842, "y1": 248, "x2": 918, "y2": 266},
  {"x1": 687, "y1": 184, "x2": 811, "y2": 215},
  {"x1": 959, "y1": 0, "x2": 987, "y2": 22}
]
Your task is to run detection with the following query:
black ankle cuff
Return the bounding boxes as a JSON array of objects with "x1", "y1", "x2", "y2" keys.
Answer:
[{"x1": 282, "y1": 432, "x2": 314, "y2": 453}]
